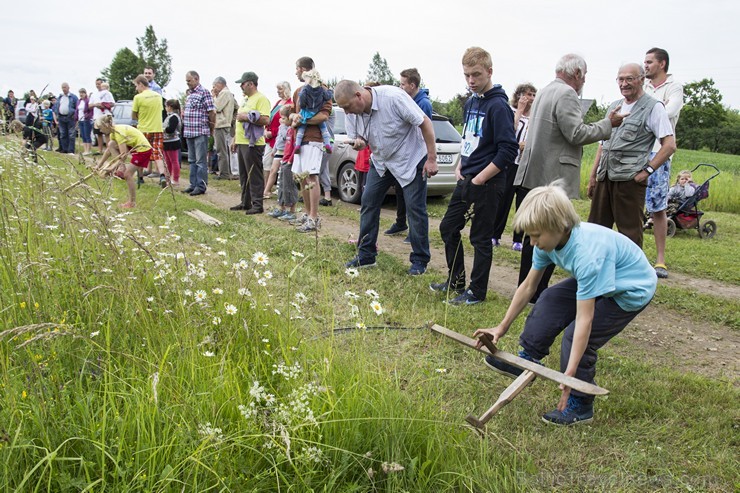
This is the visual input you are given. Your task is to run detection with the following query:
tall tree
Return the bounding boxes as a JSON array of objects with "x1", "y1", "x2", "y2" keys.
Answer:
[
  {"x1": 676, "y1": 78, "x2": 727, "y2": 151},
  {"x1": 136, "y1": 25, "x2": 172, "y2": 88},
  {"x1": 365, "y1": 52, "x2": 398, "y2": 86},
  {"x1": 101, "y1": 48, "x2": 144, "y2": 100}
]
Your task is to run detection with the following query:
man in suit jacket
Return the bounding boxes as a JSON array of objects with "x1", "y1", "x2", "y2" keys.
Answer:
[{"x1": 513, "y1": 53, "x2": 624, "y2": 302}]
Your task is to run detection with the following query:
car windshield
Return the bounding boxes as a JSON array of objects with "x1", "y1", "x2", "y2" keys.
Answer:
[{"x1": 432, "y1": 118, "x2": 461, "y2": 143}]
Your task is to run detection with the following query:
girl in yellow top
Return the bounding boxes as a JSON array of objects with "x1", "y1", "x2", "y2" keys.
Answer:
[{"x1": 94, "y1": 115, "x2": 153, "y2": 209}]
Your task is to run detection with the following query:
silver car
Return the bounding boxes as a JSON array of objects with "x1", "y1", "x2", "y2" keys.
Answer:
[{"x1": 329, "y1": 107, "x2": 461, "y2": 203}]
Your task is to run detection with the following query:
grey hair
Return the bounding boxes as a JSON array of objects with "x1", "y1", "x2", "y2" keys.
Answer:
[
  {"x1": 277, "y1": 80, "x2": 292, "y2": 94},
  {"x1": 619, "y1": 63, "x2": 645, "y2": 77},
  {"x1": 213, "y1": 76, "x2": 227, "y2": 85},
  {"x1": 555, "y1": 54, "x2": 587, "y2": 78}
]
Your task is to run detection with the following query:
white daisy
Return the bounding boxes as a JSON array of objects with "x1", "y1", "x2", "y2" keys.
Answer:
[
  {"x1": 370, "y1": 300, "x2": 385, "y2": 315},
  {"x1": 225, "y1": 304, "x2": 238, "y2": 315},
  {"x1": 252, "y1": 251, "x2": 269, "y2": 266}
]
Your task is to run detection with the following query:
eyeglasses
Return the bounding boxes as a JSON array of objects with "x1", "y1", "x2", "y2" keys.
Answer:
[{"x1": 616, "y1": 76, "x2": 641, "y2": 83}]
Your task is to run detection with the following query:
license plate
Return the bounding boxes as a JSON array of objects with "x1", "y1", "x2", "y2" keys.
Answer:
[{"x1": 437, "y1": 154, "x2": 453, "y2": 164}]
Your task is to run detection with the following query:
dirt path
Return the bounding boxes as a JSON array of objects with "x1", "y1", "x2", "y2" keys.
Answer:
[{"x1": 189, "y1": 187, "x2": 738, "y2": 382}]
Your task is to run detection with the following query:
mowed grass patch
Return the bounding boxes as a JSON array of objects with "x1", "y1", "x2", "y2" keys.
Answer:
[{"x1": 0, "y1": 139, "x2": 736, "y2": 491}]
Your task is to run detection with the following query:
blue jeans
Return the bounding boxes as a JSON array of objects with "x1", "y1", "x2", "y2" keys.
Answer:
[
  {"x1": 78, "y1": 119, "x2": 93, "y2": 144},
  {"x1": 358, "y1": 158, "x2": 430, "y2": 266},
  {"x1": 187, "y1": 135, "x2": 209, "y2": 192},
  {"x1": 58, "y1": 115, "x2": 76, "y2": 153}
]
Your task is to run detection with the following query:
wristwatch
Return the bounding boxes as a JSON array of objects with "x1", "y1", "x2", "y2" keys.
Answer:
[{"x1": 643, "y1": 165, "x2": 655, "y2": 175}]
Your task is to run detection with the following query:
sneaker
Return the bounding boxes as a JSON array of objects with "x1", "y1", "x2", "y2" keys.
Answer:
[
  {"x1": 483, "y1": 350, "x2": 541, "y2": 378},
  {"x1": 278, "y1": 212, "x2": 296, "y2": 222},
  {"x1": 429, "y1": 281, "x2": 464, "y2": 294},
  {"x1": 319, "y1": 198, "x2": 333, "y2": 207},
  {"x1": 408, "y1": 262, "x2": 426, "y2": 276},
  {"x1": 542, "y1": 395, "x2": 594, "y2": 426},
  {"x1": 289, "y1": 214, "x2": 308, "y2": 226},
  {"x1": 268, "y1": 208, "x2": 287, "y2": 218},
  {"x1": 445, "y1": 289, "x2": 483, "y2": 305},
  {"x1": 654, "y1": 264, "x2": 669, "y2": 279},
  {"x1": 182, "y1": 188, "x2": 194, "y2": 194},
  {"x1": 296, "y1": 218, "x2": 317, "y2": 233},
  {"x1": 384, "y1": 223, "x2": 408, "y2": 236},
  {"x1": 492, "y1": 238, "x2": 500, "y2": 247},
  {"x1": 403, "y1": 235, "x2": 411, "y2": 244},
  {"x1": 512, "y1": 242, "x2": 523, "y2": 252},
  {"x1": 159, "y1": 176, "x2": 168, "y2": 188},
  {"x1": 345, "y1": 256, "x2": 377, "y2": 269}
]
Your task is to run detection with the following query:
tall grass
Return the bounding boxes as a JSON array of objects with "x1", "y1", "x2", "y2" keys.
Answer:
[{"x1": 0, "y1": 139, "x2": 736, "y2": 492}]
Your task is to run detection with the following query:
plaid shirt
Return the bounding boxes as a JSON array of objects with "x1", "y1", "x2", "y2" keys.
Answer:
[{"x1": 183, "y1": 84, "x2": 215, "y2": 138}]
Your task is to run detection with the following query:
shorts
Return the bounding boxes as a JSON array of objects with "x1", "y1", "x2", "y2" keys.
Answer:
[
  {"x1": 143, "y1": 132, "x2": 164, "y2": 161},
  {"x1": 130, "y1": 148, "x2": 153, "y2": 168},
  {"x1": 291, "y1": 142, "x2": 323, "y2": 176},
  {"x1": 645, "y1": 153, "x2": 671, "y2": 213}
]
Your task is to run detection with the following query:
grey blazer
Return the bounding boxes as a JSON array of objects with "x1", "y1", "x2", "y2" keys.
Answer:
[{"x1": 514, "y1": 78, "x2": 612, "y2": 198}]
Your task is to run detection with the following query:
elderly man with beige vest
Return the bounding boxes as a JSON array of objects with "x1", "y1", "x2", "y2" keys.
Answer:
[
  {"x1": 212, "y1": 76, "x2": 236, "y2": 180},
  {"x1": 588, "y1": 63, "x2": 676, "y2": 248},
  {"x1": 513, "y1": 54, "x2": 624, "y2": 303}
]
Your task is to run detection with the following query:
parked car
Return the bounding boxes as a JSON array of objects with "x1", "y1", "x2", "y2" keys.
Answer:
[
  {"x1": 329, "y1": 107, "x2": 461, "y2": 203},
  {"x1": 112, "y1": 100, "x2": 137, "y2": 126}
]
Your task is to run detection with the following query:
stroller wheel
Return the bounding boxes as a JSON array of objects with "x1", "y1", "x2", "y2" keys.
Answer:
[
  {"x1": 666, "y1": 218, "x2": 676, "y2": 238},
  {"x1": 699, "y1": 220, "x2": 716, "y2": 239}
]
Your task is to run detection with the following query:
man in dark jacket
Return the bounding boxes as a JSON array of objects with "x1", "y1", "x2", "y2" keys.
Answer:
[
  {"x1": 53, "y1": 83, "x2": 79, "y2": 154},
  {"x1": 432, "y1": 47, "x2": 518, "y2": 305}
]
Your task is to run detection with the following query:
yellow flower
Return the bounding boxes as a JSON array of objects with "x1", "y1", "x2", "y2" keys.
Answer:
[
  {"x1": 19, "y1": 302, "x2": 26, "y2": 309},
  {"x1": 34, "y1": 302, "x2": 39, "y2": 309},
  {"x1": 21, "y1": 390, "x2": 27, "y2": 399}
]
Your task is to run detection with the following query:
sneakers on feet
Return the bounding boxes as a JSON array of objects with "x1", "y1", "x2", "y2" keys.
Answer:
[
  {"x1": 384, "y1": 223, "x2": 408, "y2": 236},
  {"x1": 408, "y1": 262, "x2": 426, "y2": 276},
  {"x1": 319, "y1": 198, "x2": 333, "y2": 206},
  {"x1": 289, "y1": 214, "x2": 308, "y2": 226},
  {"x1": 483, "y1": 350, "x2": 541, "y2": 378},
  {"x1": 345, "y1": 257, "x2": 377, "y2": 269},
  {"x1": 403, "y1": 235, "x2": 411, "y2": 244},
  {"x1": 268, "y1": 208, "x2": 287, "y2": 218},
  {"x1": 542, "y1": 395, "x2": 594, "y2": 426},
  {"x1": 445, "y1": 289, "x2": 483, "y2": 305},
  {"x1": 655, "y1": 264, "x2": 669, "y2": 279},
  {"x1": 429, "y1": 281, "x2": 464, "y2": 294},
  {"x1": 278, "y1": 212, "x2": 296, "y2": 222},
  {"x1": 159, "y1": 176, "x2": 168, "y2": 188},
  {"x1": 296, "y1": 218, "x2": 317, "y2": 233},
  {"x1": 492, "y1": 238, "x2": 500, "y2": 247},
  {"x1": 512, "y1": 242, "x2": 523, "y2": 252}
]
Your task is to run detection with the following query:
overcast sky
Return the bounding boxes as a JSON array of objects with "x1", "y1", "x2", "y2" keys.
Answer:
[{"x1": 3, "y1": 0, "x2": 739, "y2": 110}]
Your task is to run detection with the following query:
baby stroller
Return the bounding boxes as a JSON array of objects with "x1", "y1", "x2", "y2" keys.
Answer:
[{"x1": 662, "y1": 163, "x2": 719, "y2": 239}]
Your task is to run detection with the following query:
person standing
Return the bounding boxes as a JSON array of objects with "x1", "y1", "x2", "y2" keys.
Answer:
[
  {"x1": 588, "y1": 63, "x2": 676, "y2": 248},
  {"x1": 3, "y1": 90, "x2": 16, "y2": 131},
  {"x1": 76, "y1": 88, "x2": 94, "y2": 155},
  {"x1": 163, "y1": 99, "x2": 182, "y2": 186},
  {"x1": 132, "y1": 74, "x2": 168, "y2": 187},
  {"x1": 643, "y1": 47, "x2": 684, "y2": 279},
  {"x1": 384, "y1": 68, "x2": 434, "y2": 241},
  {"x1": 144, "y1": 67, "x2": 163, "y2": 95},
  {"x1": 229, "y1": 71, "x2": 270, "y2": 214},
  {"x1": 513, "y1": 54, "x2": 623, "y2": 303},
  {"x1": 433, "y1": 47, "x2": 518, "y2": 305},
  {"x1": 263, "y1": 81, "x2": 293, "y2": 197},
  {"x1": 182, "y1": 71, "x2": 216, "y2": 196},
  {"x1": 89, "y1": 78, "x2": 115, "y2": 154},
  {"x1": 335, "y1": 79, "x2": 438, "y2": 274},
  {"x1": 54, "y1": 83, "x2": 79, "y2": 154},
  {"x1": 212, "y1": 76, "x2": 236, "y2": 180}
]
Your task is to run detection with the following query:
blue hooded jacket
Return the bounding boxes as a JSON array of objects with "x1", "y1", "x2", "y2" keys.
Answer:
[
  {"x1": 460, "y1": 85, "x2": 518, "y2": 178},
  {"x1": 413, "y1": 88, "x2": 433, "y2": 118}
]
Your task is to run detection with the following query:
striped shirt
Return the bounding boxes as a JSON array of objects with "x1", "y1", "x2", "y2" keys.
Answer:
[
  {"x1": 345, "y1": 86, "x2": 426, "y2": 187},
  {"x1": 183, "y1": 84, "x2": 215, "y2": 138}
]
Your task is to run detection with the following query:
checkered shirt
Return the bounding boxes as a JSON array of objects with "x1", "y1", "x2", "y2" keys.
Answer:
[{"x1": 183, "y1": 84, "x2": 215, "y2": 138}]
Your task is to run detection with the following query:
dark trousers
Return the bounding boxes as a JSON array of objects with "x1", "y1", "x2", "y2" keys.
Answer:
[
  {"x1": 588, "y1": 177, "x2": 647, "y2": 248},
  {"x1": 58, "y1": 115, "x2": 76, "y2": 153},
  {"x1": 237, "y1": 144, "x2": 265, "y2": 211},
  {"x1": 439, "y1": 176, "x2": 503, "y2": 300},
  {"x1": 516, "y1": 186, "x2": 554, "y2": 302},
  {"x1": 492, "y1": 168, "x2": 526, "y2": 242},
  {"x1": 392, "y1": 177, "x2": 407, "y2": 228},
  {"x1": 519, "y1": 278, "x2": 647, "y2": 400}
]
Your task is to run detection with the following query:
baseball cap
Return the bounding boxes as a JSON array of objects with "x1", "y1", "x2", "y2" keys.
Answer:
[{"x1": 235, "y1": 72, "x2": 258, "y2": 84}]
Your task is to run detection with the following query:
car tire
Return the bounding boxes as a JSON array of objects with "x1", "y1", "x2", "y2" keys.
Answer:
[{"x1": 338, "y1": 161, "x2": 362, "y2": 204}]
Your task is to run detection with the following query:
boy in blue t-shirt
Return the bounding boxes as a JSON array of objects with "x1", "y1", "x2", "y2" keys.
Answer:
[
  {"x1": 41, "y1": 100, "x2": 55, "y2": 150},
  {"x1": 474, "y1": 183, "x2": 657, "y2": 426}
]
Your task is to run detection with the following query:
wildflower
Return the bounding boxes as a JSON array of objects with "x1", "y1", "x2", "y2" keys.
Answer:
[
  {"x1": 34, "y1": 302, "x2": 39, "y2": 309},
  {"x1": 19, "y1": 302, "x2": 26, "y2": 309},
  {"x1": 345, "y1": 268, "x2": 359, "y2": 278},
  {"x1": 90, "y1": 331, "x2": 100, "y2": 338},
  {"x1": 435, "y1": 368, "x2": 448, "y2": 373},
  {"x1": 203, "y1": 351, "x2": 215, "y2": 357},
  {"x1": 217, "y1": 251, "x2": 227, "y2": 257},
  {"x1": 146, "y1": 296, "x2": 154, "y2": 303},
  {"x1": 381, "y1": 462, "x2": 404, "y2": 473},
  {"x1": 238, "y1": 288, "x2": 252, "y2": 297},
  {"x1": 212, "y1": 317, "x2": 222, "y2": 326},
  {"x1": 294, "y1": 292, "x2": 308, "y2": 303},
  {"x1": 176, "y1": 252, "x2": 185, "y2": 260},
  {"x1": 263, "y1": 271, "x2": 273, "y2": 280},
  {"x1": 197, "y1": 422, "x2": 223, "y2": 442},
  {"x1": 183, "y1": 289, "x2": 193, "y2": 297},
  {"x1": 344, "y1": 290, "x2": 360, "y2": 300},
  {"x1": 238, "y1": 259, "x2": 248, "y2": 270},
  {"x1": 252, "y1": 251, "x2": 269, "y2": 266},
  {"x1": 356, "y1": 322, "x2": 367, "y2": 329},
  {"x1": 225, "y1": 304, "x2": 238, "y2": 315},
  {"x1": 257, "y1": 278, "x2": 267, "y2": 287},
  {"x1": 365, "y1": 289, "x2": 380, "y2": 299},
  {"x1": 370, "y1": 300, "x2": 385, "y2": 315},
  {"x1": 216, "y1": 237, "x2": 227, "y2": 244},
  {"x1": 291, "y1": 250, "x2": 304, "y2": 260},
  {"x1": 22, "y1": 390, "x2": 27, "y2": 399},
  {"x1": 194, "y1": 290, "x2": 207, "y2": 302},
  {"x1": 212, "y1": 288, "x2": 224, "y2": 295}
]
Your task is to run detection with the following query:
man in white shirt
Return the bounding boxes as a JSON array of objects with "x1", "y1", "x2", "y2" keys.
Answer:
[
  {"x1": 643, "y1": 48, "x2": 684, "y2": 279},
  {"x1": 89, "y1": 78, "x2": 115, "y2": 154}
]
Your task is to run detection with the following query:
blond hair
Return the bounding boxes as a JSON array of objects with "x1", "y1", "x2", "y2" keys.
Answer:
[
  {"x1": 94, "y1": 115, "x2": 114, "y2": 132},
  {"x1": 462, "y1": 47, "x2": 492, "y2": 70},
  {"x1": 675, "y1": 169, "x2": 693, "y2": 185},
  {"x1": 512, "y1": 181, "x2": 580, "y2": 234}
]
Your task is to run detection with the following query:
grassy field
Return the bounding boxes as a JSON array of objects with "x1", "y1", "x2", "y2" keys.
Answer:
[{"x1": 0, "y1": 140, "x2": 737, "y2": 492}]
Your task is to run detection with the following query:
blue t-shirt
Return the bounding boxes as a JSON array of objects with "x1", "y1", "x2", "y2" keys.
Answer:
[
  {"x1": 42, "y1": 108, "x2": 54, "y2": 123},
  {"x1": 532, "y1": 222, "x2": 657, "y2": 311}
]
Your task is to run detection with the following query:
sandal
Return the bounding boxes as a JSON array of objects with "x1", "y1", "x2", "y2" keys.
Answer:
[{"x1": 654, "y1": 264, "x2": 668, "y2": 279}]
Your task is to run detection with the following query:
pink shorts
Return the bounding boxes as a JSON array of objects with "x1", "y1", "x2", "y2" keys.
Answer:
[{"x1": 130, "y1": 148, "x2": 153, "y2": 168}]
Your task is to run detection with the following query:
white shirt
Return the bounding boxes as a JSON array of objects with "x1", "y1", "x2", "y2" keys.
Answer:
[
  {"x1": 89, "y1": 90, "x2": 115, "y2": 119},
  {"x1": 645, "y1": 74, "x2": 683, "y2": 152},
  {"x1": 618, "y1": 99, "x2": 674, "y2": 141},
  {"x1": 345, "y1": 86, "x2": 426, "y2": 187}
]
